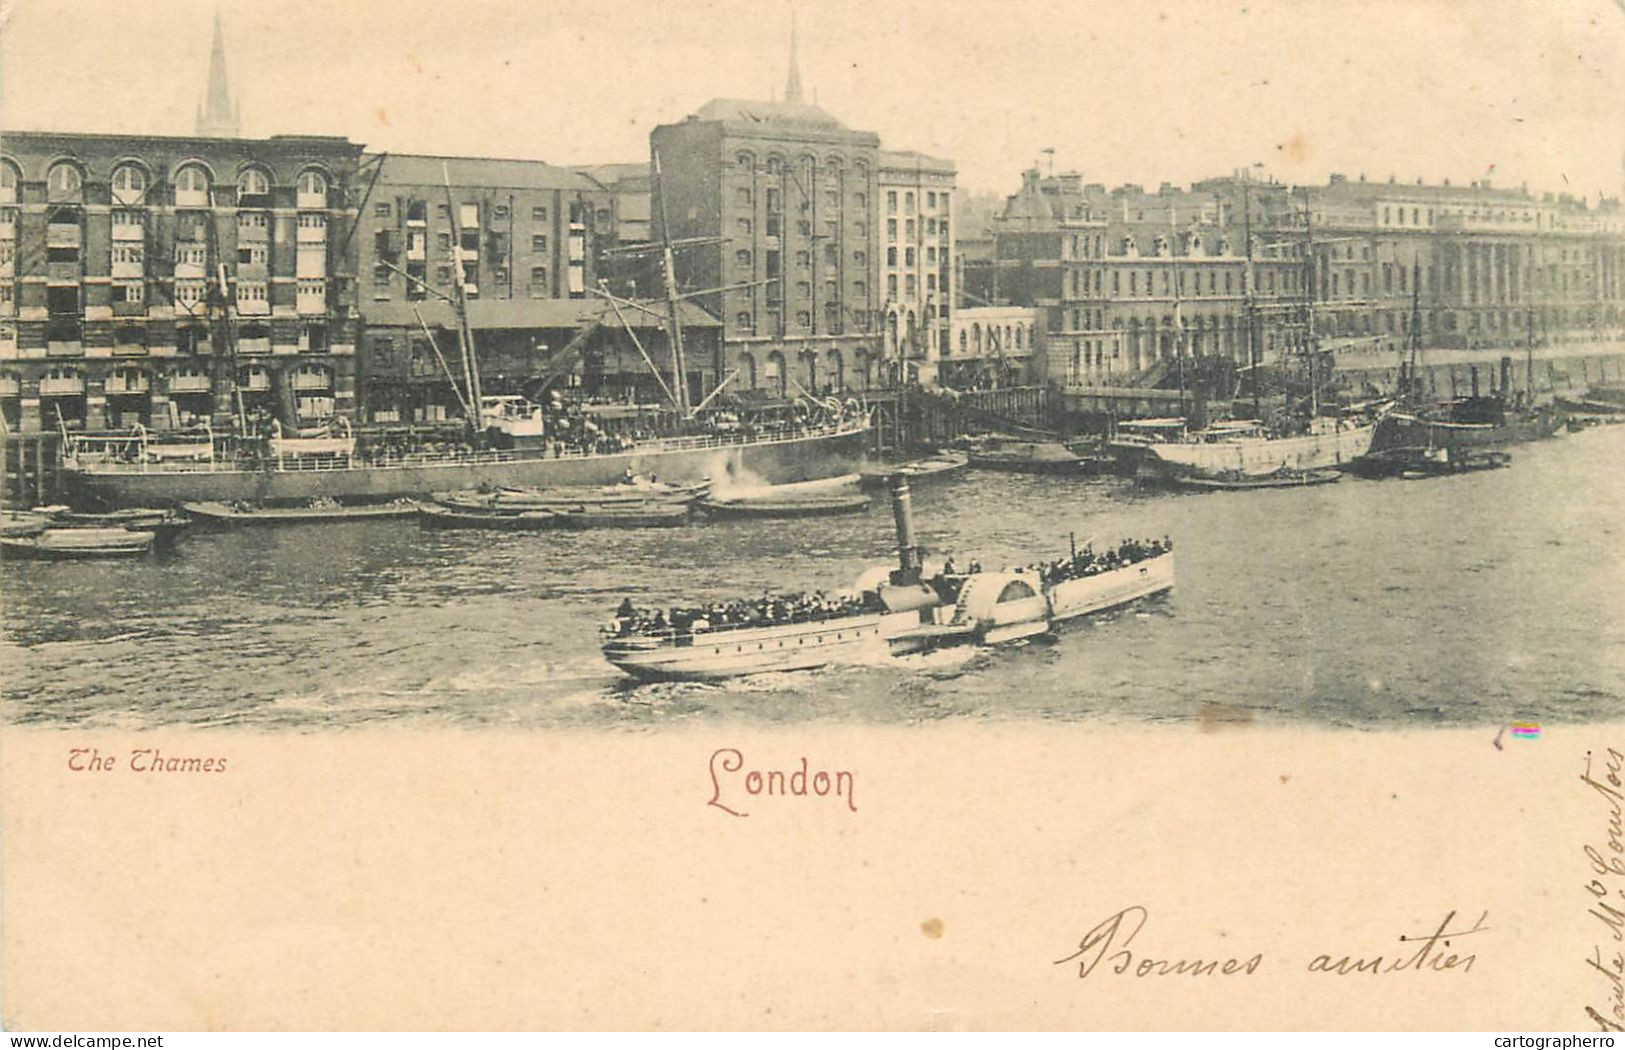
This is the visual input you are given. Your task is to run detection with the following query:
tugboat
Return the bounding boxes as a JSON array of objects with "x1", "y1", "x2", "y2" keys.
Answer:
[{"x1": 599, "y1": 477, "x2": 1174, "y2": 680}]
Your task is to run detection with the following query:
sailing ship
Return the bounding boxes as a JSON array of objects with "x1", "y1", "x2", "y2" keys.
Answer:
[
  {"x1": 1369, "y1": 265, "x2": 1562, "y2": 454},
  {"x1": 1113, "y1": 185, "x2": 1379, "y2": 482},
  {"x1": 600, "y1": 477, "x2": 1174, "y2": 681},
  {"x1": 61, "y1": 155, "x2": 868, "y2": 508}
]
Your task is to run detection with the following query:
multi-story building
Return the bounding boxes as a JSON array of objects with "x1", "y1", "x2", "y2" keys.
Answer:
[
  {"x1": 877, "y1": 150, "x2": 956, "y2": 385},
  {"x1": 0, "y1": 129, "x2": 364, "y2": 433},
  {"x1": 354, "y1": 153, "x2": 716, "y2": 422},
  {"x1": 980, "y1": 166, "x2": 1625, "y2": 390},
  {"x1": 1300, "y1": 173, "x2": 1625, "y2": 358},
  {"x1": 650, "y1": 47, "x2": 888, "y2": 401},
  {"x1": 980, "y1": 169, "x2": 1303, "y2": 388}
]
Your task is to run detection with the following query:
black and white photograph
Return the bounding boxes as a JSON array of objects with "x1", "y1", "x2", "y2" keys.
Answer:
[{"x1": 0, "y1": 0, "x2": 1621, "y2": 1034}]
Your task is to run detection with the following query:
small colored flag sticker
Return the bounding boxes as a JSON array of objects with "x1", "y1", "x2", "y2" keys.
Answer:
[{"x1": 1510, "y1": 723, "x2": 1541, "y2": 740}]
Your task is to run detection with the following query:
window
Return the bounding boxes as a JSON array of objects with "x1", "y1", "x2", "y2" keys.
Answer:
[
  {"x1": 735, "y1": 187, "x2": 752, "y2": 206},
  {"x1": 766, "y1": 251, "x2": 780, "y2": 275},
  {"x1": 114, "y1": 282, "x2": 143, "y2": 304},
  {"x1": 735, "y1": 249, "x2": 752, "y2": 268},
  {"x1": 853, "y1": 250, "x2": 866, "y2": 266},
  {"x1": 796, "y1": 281, "x2": 812, "y2": 298},
  {"x1": 904, "y1": 192, "x2": 915, "y2": 211},
  {"x1": 887, "y1": 191, "x2": 898, "y2": 213},
  {"x1": 296, "y1": 170, "x2": 327, "y2": 207},
  {"x1": 531, "y1": 234, "x2": 549, "y2": 252},
  {"x1": 529, "y1": 206, "x2": 547, "y2": 222},
  {"x1": 48, "y1": 162, "x2": 84, "y2": 201},
  {"x1": 736, "y1": 312, "x2": 753, "y2": 330},
  {"x1": 174, "y1": 164, "x2": 209, "y2": 206},
  {"x1": 375, "y1": 202, "x2": 392, "y2": 217},
  {"x1": 887, "y1": 219, "x2": 897, "y2": 241},
  {"x1": 927, "y1": 246, "x2": 937, "y2": 264},
  {"x1": 111, "y1": 164, "x2": 148, "y2": 204},
  {"x1": 927, "y1": 192, "x2": 937, "y2": 208},
  {"x1": 796, "y1": 311, "x2": 811, "y2": 327},
  {"x1": 237, "y1": 169, "x2": 270, "y2": 198},
  {"x1": 795, "y1": 251, "x2": 810, "y2": 269},
  {"x1": 854, "y1": 192, "x2": 867, "y2": 209},
  {"x1": 493, "y1": 204, "x2": 509, "y2": 220},
  {"x1": 237, "y1": 246, "x2": 268, "y2": 266},
  {"x1": 905, "y1": 275, "x2": 916, "y2": 297},
  {"x1": 296, "y1": 213, "x2": 325, "y2": 234},
  {"x1": 852, "y1": 280, "x2": 867, "y2": 297},
  {"x1": 887, "y1": 247, "x2": 897, "y2": 267},
  {"x1": 737, "y1": 218, "x2": 752, "y2": 236},
  {"x1": 927, "y1": 274, "x2": 937, "y2": 292},
  {"x1": 905, "y1": 219, "x2": 916, "y2": 239},
  {"x1": 0, "y1": 162, "x2": 17, "y2": 204},
  {"x1": 887, "y1": 275, "x2": 898, "y2": 297},
  {"x1": 824, "y1": 189, "x2": 840, "y2": 208},
  {"x1": 904, "y1": 248, "x2": 916, "y2": 267}
]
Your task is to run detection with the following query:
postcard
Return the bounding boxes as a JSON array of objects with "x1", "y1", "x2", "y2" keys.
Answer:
[{"x1": 1, "y1": 0, "x2": 1622, "y2": 1032}]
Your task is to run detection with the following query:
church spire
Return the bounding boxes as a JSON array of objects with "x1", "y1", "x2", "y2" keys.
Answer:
[
  {"x1": 196, "y1": 10, "x2": 240, "y2": 138},
  {"x1": 784, "y1": 5, "x2": 805, "y2": 105}
]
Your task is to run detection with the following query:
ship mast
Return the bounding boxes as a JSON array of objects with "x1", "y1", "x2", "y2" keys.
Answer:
[
  {"x1": 1300, "y1": 187, "x2": 1319, "y2": 421},
  {"x1": 442, "y1": 163, "x2": 483, "y2": 434},
  {"x1": 1407, "y1": 255, "x2": 1422, "y2": 405},
  {"x1": 1243, "y1": 172, "x2": 1261, "y2": 420}
]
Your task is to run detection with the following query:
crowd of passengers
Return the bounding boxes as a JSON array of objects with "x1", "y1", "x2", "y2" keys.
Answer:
[
  {"x1": 1027, "y1": 536, "x2": 1172, "y2": 586},
  {"x1": 612, "y1": 591, "x2": 876, "y2": 637}
]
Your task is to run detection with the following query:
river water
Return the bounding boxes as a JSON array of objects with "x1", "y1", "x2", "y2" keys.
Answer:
[{"x1": 3, "y1": 426, "x2": 1622, "y2": 732}]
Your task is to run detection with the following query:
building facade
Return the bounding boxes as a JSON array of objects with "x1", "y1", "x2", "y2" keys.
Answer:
[
  {"x1": 0, "y1": 130, "x2": 364, "y2": 433},
  {"x1": 944, "y1": 306, "x2": 1040, "y2": 388},
  {"x1": 877, "y1": 150, "x2": 956, "y2": 385},
  {"x1": 353, "y1": 153, "x2": 716, "y2": 423},
  {"x1": 651, "y1": 95, "x2": 883, "y2": 401},
  {"x1": 979, "y1": 167, "x2": 1625, "y2": 390}
]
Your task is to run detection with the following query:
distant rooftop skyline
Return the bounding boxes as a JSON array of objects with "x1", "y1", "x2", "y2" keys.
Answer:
[{"x1": 1, "y1": 0, "x2": 1621, "y2": 202}]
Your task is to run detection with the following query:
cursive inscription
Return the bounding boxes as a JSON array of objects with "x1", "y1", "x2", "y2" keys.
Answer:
[
  {"x1": 1306, "y1": 909, "x2": 1487, "y2": 975},
  {"x1": 1583, "y1": 746, "x2": 1625, "y2": 1031},
  {"x1": 1056, "y1": 906, "x2": 1489, "y2": 979},
  {"x1": 1054, "y1": 906, "x2": 1264, "y2": 978},
  {"x1": 707, "y1": 747, "x2": 856, "y2": 818}
]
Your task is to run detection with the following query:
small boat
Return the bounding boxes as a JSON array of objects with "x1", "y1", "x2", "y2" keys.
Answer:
[
  {"x1": 965, "y1": 440, "x2": 1085, "y2": 474},
  {"x1": 420, "y1": 502, "x2": 690, "y2": 530},
  {"x1": 182, "y1": 500, "x2": 421, "y2": 526},
  {"x1": 2, "y1": 526, "x2": 156, "y2": 560},
  {"x1": 696, "y1": 494, "x2": 871, "y2": 519},
  {"x1": 1162, "y1": 467, "x2": 1344, "y2": 491},
  {"x1": 1, "y1": 509, "x2": 53, "y2": 538},
  {"x1": 1345, "y1": 446, "x2": 1512, "y2": 480},
  {"x1": 418, "y1": 505, "x2": 560, "y2": 530},
  {"x1": 554, "y1": 504, "x2": 692, "y2": 529},
  {"x1": 857, "y1": 451, "x2": 969, "y2": 489},
  {"x1": 49, "y1": 507, "x2": 190, "y2": 542}
]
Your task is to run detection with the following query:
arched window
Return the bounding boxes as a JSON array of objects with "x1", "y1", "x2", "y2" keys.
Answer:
[
  {"x1": 1015, "y1": 327, "x2": 1024, "y2": 350},
  {"x1": 972, "y1": 324, "x2": 982, "y2": 353},
  {"x1": 174, "y1": 164, "x2": 211, "y2": 206},
  {"x1": 296, "y1": 170, "x2": 328, "y2": 208},
  {"x1": 852, "y1": 160, "x2": 868, "y2": 180},
  {"x1": 111, "y1": 163, "x2": 148, "y2": 205},
  {"x1": 0, "y1": 160, "x2": 18, "y2": 205},
  {"x1": 827, "y1": 348, "x2": 844, "y2": 392},
  {"x1": 736, "y1": 151, "x2": 755, "y2": 171},
  {"x1": 766, "y1": 156, "x2": 783, "y2": 175},
  {"x1": 237, "y1": 168, "x2": 271, "y2": 198},
  {"x1": 737, "y1": 352, "x2": 757, "y2": 390},
  {"x1": 47, "y1": 162, "x2": 84, "y2": 202}
]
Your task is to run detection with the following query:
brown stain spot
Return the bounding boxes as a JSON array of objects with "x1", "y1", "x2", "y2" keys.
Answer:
[
  {"x1": 1197, "y1": 701, "x2": 1255, "y2": 733},
  {"x1": 375, "y1": 109, "x2": 390, "y2": 127},
  {"x1": 920, "y1": 917, "x2": 944, "y2": 939},
  {"x1": 1279, "y1": 773, "x2": 1290, "y2": 783},
  {"x1": 1281, "y1": 132, "x2": 1312, "y2": 166}
]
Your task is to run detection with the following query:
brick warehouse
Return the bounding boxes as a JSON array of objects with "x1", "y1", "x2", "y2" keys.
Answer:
[{"x1": 0, "y1": 130, "x2": 364, "y2": 433}]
